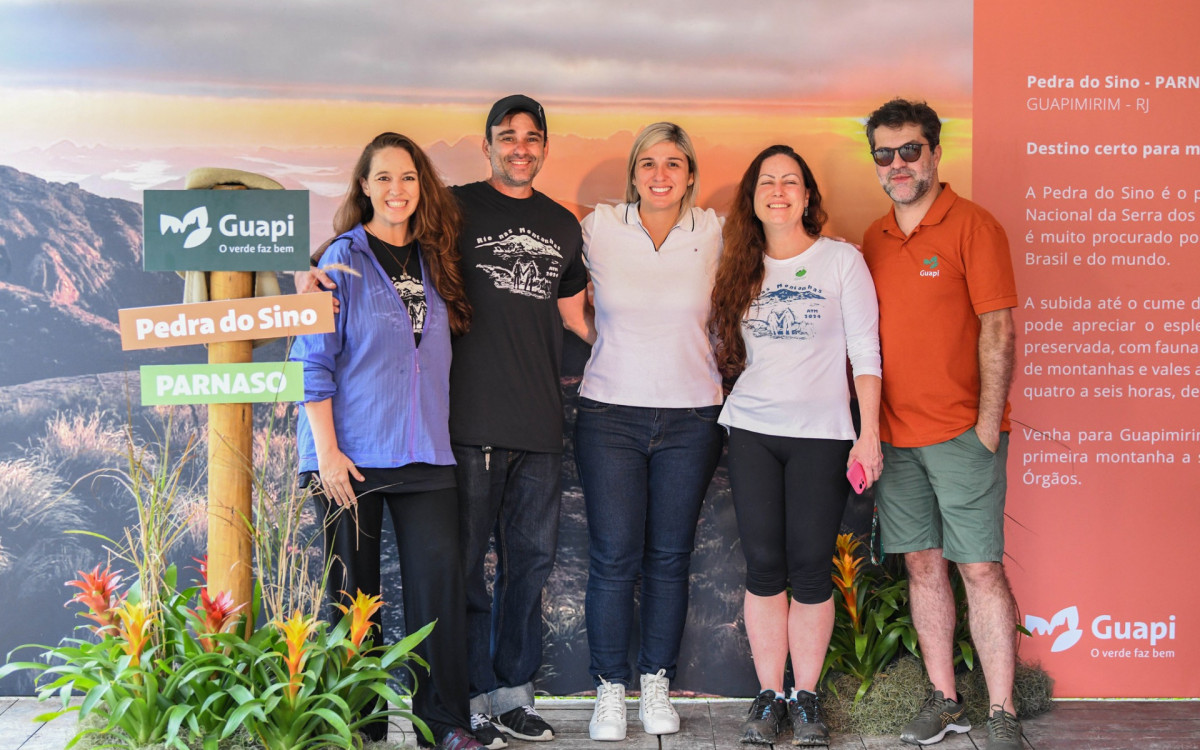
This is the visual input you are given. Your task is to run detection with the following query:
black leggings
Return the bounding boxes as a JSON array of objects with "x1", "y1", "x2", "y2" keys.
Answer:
[
  {"x1": 315, "y1": 487, "x2": 468, "y2": 742},
  {"x1": 727, "y1": 427, "x2": 851, "y2": 604}
]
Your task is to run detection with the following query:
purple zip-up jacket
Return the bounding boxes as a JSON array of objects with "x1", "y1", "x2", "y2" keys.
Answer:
[{"x1": 291, "y1": 223, "x2": 454, "y2": 472}]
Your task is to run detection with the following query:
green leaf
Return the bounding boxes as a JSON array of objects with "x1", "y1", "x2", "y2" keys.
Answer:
[
  {"x1": 311, "y1": 707, "x2": 351, "y2": 739},
  {"x1": 222, "y1": 702, "x2": 266, "y2": 739},
  {"x1": 957, "y1": 640, "x2": 975, "y2": 670},
  {"x1": 854, "y1": 631, "x2": 869, "y2": 660}
]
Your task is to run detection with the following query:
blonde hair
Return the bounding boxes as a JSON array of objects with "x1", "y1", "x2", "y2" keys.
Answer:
[{"x1": 624, "y1": 122, "x2": 699, "y2": 222}]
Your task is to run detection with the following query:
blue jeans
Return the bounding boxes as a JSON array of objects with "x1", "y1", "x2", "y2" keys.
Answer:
[
  {"x1": 454, "y1": 444, "x2": 562, "y2": 715},
  {"x1": 574, "y1": 398, "x2": 723, "y2": 687}
]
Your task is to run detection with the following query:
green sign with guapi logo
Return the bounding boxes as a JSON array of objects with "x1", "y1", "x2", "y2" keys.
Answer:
[
  {"x1": 143, "y1": 190, "x2": 310, "y2": 272},
  {"x1": 140, "y1": 362, "x2": 304, "y2": 405}
]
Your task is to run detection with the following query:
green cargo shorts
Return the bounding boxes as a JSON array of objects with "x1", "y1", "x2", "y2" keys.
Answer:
[{"x1": 876, "y1": 427, "x2": 1009, "y2": 563}]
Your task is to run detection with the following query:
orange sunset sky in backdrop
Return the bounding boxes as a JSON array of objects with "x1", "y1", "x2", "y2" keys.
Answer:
[{"x1": 0, "y1": 1, "x2": 973, "y2": 247}]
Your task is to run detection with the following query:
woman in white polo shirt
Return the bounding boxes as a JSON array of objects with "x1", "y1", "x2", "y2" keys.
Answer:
[{"x1": 575, "y1": 123, "x2": 724, "y2": 742}]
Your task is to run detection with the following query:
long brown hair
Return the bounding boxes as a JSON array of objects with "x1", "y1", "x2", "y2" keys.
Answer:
[
  {"x1": 323, "y1": 132, "x2": 471, "y2": 335},
  {"x1": 709, "y1": 145, "x2": 827, "y2": 378}
]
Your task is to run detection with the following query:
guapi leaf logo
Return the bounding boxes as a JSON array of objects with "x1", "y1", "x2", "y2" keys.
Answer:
[
  {"x1": 795, "y1": 267, "x2": 807, "y2": 278},
  {"x1": 923, "y1": 255, "x2": 939, "y2": 270},
  {"x1": 1025, "y1": 605, "x2": 1084, "y2": 653},
  {"x1": 160, "y1": 207, "x2": 212, "y2": 249}
]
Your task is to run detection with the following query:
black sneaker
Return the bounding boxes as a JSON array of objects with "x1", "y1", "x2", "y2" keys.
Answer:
[
  {"x1": 985, "y1": 705, "x2": 1023, "y2": 750},
  {"x1": 469, "y1": 713, "x2": 508, "y2": 750},
  {"x1": 900, "y1": 690, "x2": 971, "y2": 745},
  {"x1": 788, "y1": 690, "x2": 829, "y2": 746},
  {"x1": 740, "y1": 689, "x2": 789, "y2": 745},
  {"x1": 495, "y1": 705, "x2": 555, "y2": 742}
]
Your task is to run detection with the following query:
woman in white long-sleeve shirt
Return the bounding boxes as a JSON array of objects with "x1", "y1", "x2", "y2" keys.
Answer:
[{"x1": 709, "y1": 144, "x2": 883, "y2": 747}]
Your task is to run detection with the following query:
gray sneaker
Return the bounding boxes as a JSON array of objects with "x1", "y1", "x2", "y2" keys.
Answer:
[
  {"x1": 985, "y1": 705, "x2": 1023, "y2": 750},
  {"x1": 899, "y1": 690, "x2": 971, "y2": 745},
  {"x1": 740, "y1": 689, "x2": 788, "y2": 745}
]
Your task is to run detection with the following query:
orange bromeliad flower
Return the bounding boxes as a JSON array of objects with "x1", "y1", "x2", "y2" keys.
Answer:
[
  {"x1": 65, "y1": 565, "x2": 125, "y2": 635},
  {"x1": 274, "y1": 612, "x2": 317, "y2": 701},
  {"x1": 832, "y1": 533, "x2": 863, "y2": 631},
  {"x1": 114, "y1": 600, "x2": 155, "y2": 667},
  {"x1": 334, "y1": 590, "x2": 383, "y2": 657}
]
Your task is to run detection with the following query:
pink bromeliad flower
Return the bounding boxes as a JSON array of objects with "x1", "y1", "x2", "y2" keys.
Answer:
[{"x1": 189, "y1": 588, "x2": 244, "y2": 652}]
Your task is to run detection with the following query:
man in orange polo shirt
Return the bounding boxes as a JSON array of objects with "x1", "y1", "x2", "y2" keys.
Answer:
[{"x1": 862, "y1": 99, "x2": 1022, "y2": 750}]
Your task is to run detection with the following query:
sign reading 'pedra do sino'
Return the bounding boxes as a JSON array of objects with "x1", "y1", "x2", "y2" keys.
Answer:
[{"x1": 143, "y1": 190, "x2": 310, "y2": 271}]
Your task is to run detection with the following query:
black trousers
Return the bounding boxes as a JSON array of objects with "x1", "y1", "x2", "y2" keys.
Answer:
[
  {"x1": 315, "y1": 487, "x2": 468, "y2": 742},
  {"x1": 727, "y1": 427, "x2": 852, "y2": 604}
]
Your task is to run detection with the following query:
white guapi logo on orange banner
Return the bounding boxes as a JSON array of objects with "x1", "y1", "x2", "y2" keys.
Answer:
[
  {"x1": 160, "y1": 206, "x2": 213, "y2": 249},
  {"x1": 1025, "y1": 606, "x2": 1084, "y2": 652},
  {"x1": 1026, "y1": 606, "x2": 1179, "y2": 658}
]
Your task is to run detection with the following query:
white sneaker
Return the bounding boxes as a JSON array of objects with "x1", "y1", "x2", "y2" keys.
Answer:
[
  {"x1": 638, "y1": 669, "x2": 680, "y2": 735},
  {"x1": 589, "y1": 678, "x2": 627, "y2": 741}
]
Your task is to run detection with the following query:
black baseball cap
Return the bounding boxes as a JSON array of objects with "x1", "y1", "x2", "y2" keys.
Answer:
[{"x1": 485, "y1": 94, "x2": 547, "y2": 137}]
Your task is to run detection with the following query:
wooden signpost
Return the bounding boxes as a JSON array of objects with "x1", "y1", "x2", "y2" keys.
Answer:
[{"x1": 136, "y1": 182, "x2": 317, "y2": 611}]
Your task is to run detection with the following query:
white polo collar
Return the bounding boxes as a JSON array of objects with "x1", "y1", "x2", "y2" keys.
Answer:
[{"x1": 622, "y1": 202, "x2": 696, "y2": 232}]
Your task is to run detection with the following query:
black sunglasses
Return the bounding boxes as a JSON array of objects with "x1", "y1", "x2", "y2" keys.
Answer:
[{"x1": 871, "y1": 142, "x2": 931, "y2": 167}]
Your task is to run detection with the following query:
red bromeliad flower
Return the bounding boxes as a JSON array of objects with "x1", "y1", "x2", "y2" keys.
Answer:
[
  {"x1": 274, "y1": 612, "x2": 317, "y2": 701},
  {"x1": 189, "y1": 588, "x2": 244, "y2": 652},
  {"x1": 832, "y1": 533, "x2": 863, "y2": 631},
  {"x1": 114, "y1": 600, "x2": 155, "y2": 667},
  {"x1": 334, "y1": 590, "x2": 383, "y2": 657},
  {"x1": 65, "y1": 565, "x2": 125, "y2": 635},
  {"x1": 192, "y1": 556, "x2": 208, "y2": 585}
]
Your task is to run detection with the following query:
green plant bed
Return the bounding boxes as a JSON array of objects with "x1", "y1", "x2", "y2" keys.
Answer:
[{"x1": 821, "y1": 655, "x2": 1055, "y2": 735}]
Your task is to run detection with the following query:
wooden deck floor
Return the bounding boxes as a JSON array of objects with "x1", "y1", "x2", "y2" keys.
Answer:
[{"x1": 2, "y1": 696, "x2": 1198, "y2": 749}]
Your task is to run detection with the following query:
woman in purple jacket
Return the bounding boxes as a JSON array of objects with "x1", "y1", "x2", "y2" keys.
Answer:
[{"x1": 291, "y1": 132, "x2": 481, "y2": 749}]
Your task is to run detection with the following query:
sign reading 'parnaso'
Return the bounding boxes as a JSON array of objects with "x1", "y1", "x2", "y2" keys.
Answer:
[
  {"x1": 119, "y1": 293, "x2": 334, "y2": 350},
  {"x1": 140, "y1": 362, "x2": 304, "y2": 405}
]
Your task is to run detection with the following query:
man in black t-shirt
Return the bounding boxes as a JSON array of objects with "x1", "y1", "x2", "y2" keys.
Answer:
[
  {"x1": 453, "y1": 95, "x2": 591, "y2": 748},
  {"x1": 299, "y1": 96, "x2": 590, "y2": 748}
]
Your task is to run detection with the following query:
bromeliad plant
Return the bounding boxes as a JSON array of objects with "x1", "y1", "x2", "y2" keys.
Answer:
[
  {"x1": 1, "y1": 563, "x2": 433, "y2": 749},
  {"x1": 216, "y1": 606, "x2": 434, "y2": 750},
  {"x1": 822, "y1": 533, "x2": 977, "y2": 704},
  {"x1": 1, "y1": 406, "x2": 434, "y2": 749},
  {"x1": 822, "y1": 533, "x2": 921, "y2": 703}
]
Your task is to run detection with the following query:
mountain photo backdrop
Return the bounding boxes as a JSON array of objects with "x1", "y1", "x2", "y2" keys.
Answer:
[{"x1": 0, "y1": 1, "x2": 972, "y2": 695}]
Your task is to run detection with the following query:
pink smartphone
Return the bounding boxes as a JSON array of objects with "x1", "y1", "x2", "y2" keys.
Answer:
[{"x1": 847, "y1": 461, "x2": 867, "y2": 494}]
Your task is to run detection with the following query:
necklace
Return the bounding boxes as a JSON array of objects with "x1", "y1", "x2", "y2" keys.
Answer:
[{"x1": 366, "y1": 227, "x2": 416, "y2": 271}]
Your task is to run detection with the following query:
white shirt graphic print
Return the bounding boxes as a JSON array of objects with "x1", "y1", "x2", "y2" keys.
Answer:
[{"x1": 473, "y1": 228, "x2": 564, "y2": 300}]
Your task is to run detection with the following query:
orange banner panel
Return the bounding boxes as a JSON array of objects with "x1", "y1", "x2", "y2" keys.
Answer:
[{"x1": 975, "y1": 0, "x2": 1200, "y2": 697}]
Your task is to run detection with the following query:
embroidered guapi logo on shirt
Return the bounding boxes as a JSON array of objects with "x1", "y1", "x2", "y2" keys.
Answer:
[
  {"x1": 795, "y1": 267, "x2": 807, "y2": 278},
  {"x1": 160, "y1": 207, "x2": 213, "y2": 249},
  {"x1": 920, "y1": 255, "x2": 940, "y2": 277}
]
